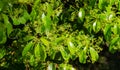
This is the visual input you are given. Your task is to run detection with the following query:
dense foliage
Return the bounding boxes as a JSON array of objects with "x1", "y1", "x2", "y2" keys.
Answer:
[{"x1": 0, "y1": 0, "x2": 120, "y2": 70}]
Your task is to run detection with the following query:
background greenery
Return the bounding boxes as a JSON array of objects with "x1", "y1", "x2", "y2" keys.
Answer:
[{"x1": 0, "y1": 0, "x2": 120, "y2": 70}]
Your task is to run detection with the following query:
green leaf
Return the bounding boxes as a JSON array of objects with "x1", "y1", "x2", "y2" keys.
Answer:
[
  {"x1": 30, "y1": 55, "x2": 35, "y2": 66},
  {"x1": 78, "y1": 8, "x2": 85, "y2": 22},
  {"x1": 42, "y1": 14, "x2": 52, "y2": 32},
  {"x1": 19, "y1": 17, "x2": 26, "y2": 24},
  {"x1": 98, "y1": 0, "x2": 104, "y2": 9},
  {"x1": 49, "y1": 49, "x2": 56, "y2": 60},
  {"x1": 2, "y1": 14, "x2": 13, "y2": 36},
  {"x1": 60, "y1": 46, "x2": 69, "y2": 61},
  {"x1": 39, "y1": 45, "x2": 46, "y2": 61},
  {"x1": 34, "y1": 43, "x2": 40, "y2": 58},
  {"x1": 112, "y1": 24, "x2": 118, "y2": 34},
  {"x1": 67, "y1": 40, "x2": 76, "y2": 54},
  {"x1": 110, "y1": 36, "x2": 119, "y2": 46},
  {"x1": 34, "y1": 43, "x2": 46, "y2": 61},
  {"x1": 30, "y1": 9, "x2": 37, "y2": 21},
  {"x1": 93, "y1": 21, "x2": 101, "y2": 33},
  {"x1": 40, "y1": 37, "x2": 49, "y2": 47},
  {"x1": 109, "y1": 36, "x2": 119, "y2": 53},
  {"x1": 79, "y1": 50, "x2": 87, "y2": 64},
  {"x1": 110, "y1": 0, "x2": 115, "y2": 6},
  {"x1": 22, "y1": 41, "x2": 34, "y2": 56},
  {"x1": 104, "y1": 24, "x2": 111, "y2": 41},
  {"x1": 0, "y1": 26, "x2": 7, "y2": 44},
  {"x1": 23, "y1": 10, "x2": 30, "y2": 20},
  {"x1": 47, "y1": 3, "x2": 53, "y2": 17},
  {"x1": 90, "y1": 47, "x2": 99, "y2": 63},
  {"x1": 0, "y1": 48, "x2": 6, "y2": 59},
  {"x1": 12, "y1": 17, "x2": 20, "y2": 25},
  {"x1": 118, "y1": 1, "x2": 120, "y2": 11},
  {"x1": 47, "y1": 63, "x2": 56, "y2": 70}
]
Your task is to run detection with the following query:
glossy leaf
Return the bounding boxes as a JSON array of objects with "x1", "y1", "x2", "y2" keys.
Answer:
[
  {"x1": 22, "y1": 41, "x2": 34, "y2": 56},
  {"x1": 78, "y1": 8, "x2": 85, "y2": 22},
  {"x1": 90, "y1": 47, "x2": 99, "y2": 63},
  {"x1": 39, "y1": 45, "x2": 46, "y2": 61}
]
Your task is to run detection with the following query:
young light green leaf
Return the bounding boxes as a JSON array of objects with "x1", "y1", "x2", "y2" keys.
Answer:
[
  {"x1": 90, "y1": 47, "x2": 99, "y2": 63},
  {"x1": 22, "y1": 41, "x2": 34, "y2": 56}
]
